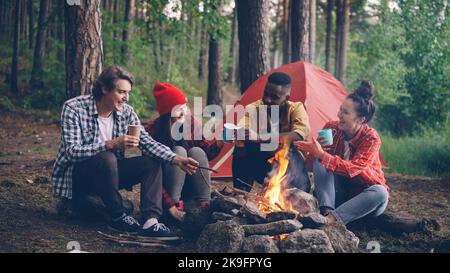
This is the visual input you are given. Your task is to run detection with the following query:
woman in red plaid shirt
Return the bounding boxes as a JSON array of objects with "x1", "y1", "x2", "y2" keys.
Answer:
[
  {"x1": 144, "y1": 83, "x2": 224, "y2": 223},
  {"x1": 295, "y1": 80, "x2": 389, "y2": 225}
]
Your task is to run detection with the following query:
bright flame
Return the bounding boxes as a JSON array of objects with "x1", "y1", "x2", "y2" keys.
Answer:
[
  {"x1": 258, "y1": 143, "x2": 294, "y2": 214},
  {"x1": 271, "y1": 234, "x2": 289, "y2": 240}
]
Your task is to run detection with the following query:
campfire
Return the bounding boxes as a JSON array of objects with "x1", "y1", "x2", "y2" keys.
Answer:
[
  {"x1": 258, "y1": 143, "x2": 297, "y2": 215},
  {"x1": 187, "y1": 143, "x2": 360, "y2": 253}
]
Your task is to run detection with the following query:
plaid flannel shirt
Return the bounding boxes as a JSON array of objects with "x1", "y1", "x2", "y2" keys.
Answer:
[
  {"x1": 52, "y1": 95, "x2": 176, "y2": 199},
  {"x1": 318, "y1": 121, "x2": 388, "y2": 191}
]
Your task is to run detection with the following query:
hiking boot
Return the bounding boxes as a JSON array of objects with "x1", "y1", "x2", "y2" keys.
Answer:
[
  {"x1": 107, "y1": 213, "x2": 141, "y2": 234},
  {"x1": 139, "y1": 222, "x2": 180, "y2": 241}
]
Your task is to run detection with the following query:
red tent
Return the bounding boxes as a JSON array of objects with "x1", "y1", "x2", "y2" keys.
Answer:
[{"x1": 209, "y1": 61, "x2": 352, "y2": 178}]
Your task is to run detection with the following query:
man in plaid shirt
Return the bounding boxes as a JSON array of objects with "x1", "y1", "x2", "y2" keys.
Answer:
[{"x1": 52, "y1": 65, "x2": 198, "y2": 239}]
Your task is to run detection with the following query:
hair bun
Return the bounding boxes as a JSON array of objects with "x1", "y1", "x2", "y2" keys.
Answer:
[{"x1": 354, "y1": 80, "x2": 375, "y2": 101}]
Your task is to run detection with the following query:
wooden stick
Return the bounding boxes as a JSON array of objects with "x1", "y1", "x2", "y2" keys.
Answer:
[
  {"x1": 235, "y1": 178, "x2": 254, "y2": 189},
  {"x1": 97, "y1": 231, "x2": 169, "y2": 246},
  {"x1": 197, "y1": 165, "x2": 218, "y2": 173}
]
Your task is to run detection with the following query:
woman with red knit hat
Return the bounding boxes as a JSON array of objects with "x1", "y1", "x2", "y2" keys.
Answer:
[{"x1": 144, "y1": 82, "x2": 224, "y2": 223}]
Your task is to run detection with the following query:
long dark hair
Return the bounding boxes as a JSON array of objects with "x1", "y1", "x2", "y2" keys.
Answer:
[
  {"x1": 154, "y1": 114, "x2": 175, "y2": 149},
  {"x1": 347, "y1": 80, "x2": 376, "y2": 123}
]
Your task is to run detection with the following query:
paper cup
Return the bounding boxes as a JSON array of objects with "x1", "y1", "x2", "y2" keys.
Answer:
[{"x1": 128, "y1": 125, "x2": 141, "y2": 139}]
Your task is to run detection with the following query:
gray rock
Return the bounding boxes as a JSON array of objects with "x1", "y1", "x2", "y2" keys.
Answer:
[
  {"x1": 298, "y1": 213, "x2": 328, "y2": 229},
  {"x1": 241, "y1": 235, "x2": 279, "y2": 253},
  {"x1": 284, "y1": 189, "x2": 319, "y2": 215},
  {"x1": 197, "y1": 220, "x2": 245, "y2": 253},
  {"x1": 242, "y1": 219, "x2": 303, "y2": 236},
  {"x1": 280, "y1": 229, "x2": 335, "y2": 253},
  {"x1": 320, "y1": 223, "x2": 359, "y2": 253}
]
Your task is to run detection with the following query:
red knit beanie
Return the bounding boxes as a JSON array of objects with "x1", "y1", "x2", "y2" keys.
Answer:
[{"x1": 152, "y1": 82, "x2": 188, "y2": 116}]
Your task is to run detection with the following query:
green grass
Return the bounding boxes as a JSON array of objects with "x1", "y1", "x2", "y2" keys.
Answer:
[{"x1": 379, "y1": 130, "x2": 450, "y2": 178}]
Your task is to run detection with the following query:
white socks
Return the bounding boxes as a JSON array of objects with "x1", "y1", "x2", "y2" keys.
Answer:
[{"x1": 142, "y1": 217, "x2": 158, "y2": 230}]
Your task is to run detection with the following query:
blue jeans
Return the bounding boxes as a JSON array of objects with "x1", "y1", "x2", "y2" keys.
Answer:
[{"x1": 313, "y1": 159, "x2": 388, "y2": 225}]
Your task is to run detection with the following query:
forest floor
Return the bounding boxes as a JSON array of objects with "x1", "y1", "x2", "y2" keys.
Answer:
[{"x1": 0, "y1": 111, "x2": 449, "y2": 253}]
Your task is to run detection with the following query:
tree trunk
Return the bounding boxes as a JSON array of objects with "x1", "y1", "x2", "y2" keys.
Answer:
[
  {"x1": 207, "y1": 36, "x2": 223, "y2": 107},
  {"x1": 309, "y1": 0, "x2": 316, "y2": 63},
  {"x1": 113, "y1": 0, "x2": 119, "y2": 42},
  {"x1": 30, "y1": 0, "x2": 49, "y2": 91},
  {"x1": 20, "y1": 0, "x2": 27, "y2": 39},
  {"x1": 121, "y1": 0, "x2": 134, "y2": 65},
  {"x1": 282, "y1": 0, "x2": 291, "y2": 64},
  {"x1": 271, "y1": 0, "x2": 283, "y2": 69},
  {"x1": 334, "y1": 0, "x2": 343, "y2": 78},
  {"x1": 0, "y1": 1, "x2": 3, "y2": 41},
  {"x1": 149, "y1": 20, "x2": 162, "y2": 72},
  {"x1": 291, "y1": 0, "x2": 309, "y2": 62},
  {"x1": 325, "y1": 0, "x2": 333, "y2": 72},
  {"x1": 11, "y1": 0, "x2": 21, "y2": 94},
  {"x1": 56, "y1": 0, "x2": 65, "y2": 62},
  {"x1": 28, "y1": 0, "x2": 34, "y2": 49},
  {"x1": 226, "y1": 7, "x2": 238, "y2": 84},
  {"x1": 65, "y1": 0, "x2": 103, "y2": 99},
  {"x1": 198, "y1": 27, "x2": 208, "y2": 81},
  {"x1": 158, "y1": 20, "x2": 165, "y2": 67},
  {"x1": 236, "y1": 0, "x2": 270, "y2": 94},
  {"x1": 3, "y1": 1, "x2": 13, "y2": 39},
  {"x1": 337, "y1": 0, "x2": 349, "y2": 83}
]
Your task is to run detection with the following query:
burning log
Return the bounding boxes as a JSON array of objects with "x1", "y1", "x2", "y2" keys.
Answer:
[
  {"x1": 266, "y1": 211, "x2": 297, "y2": 222},
  {"x1": 211, "y1": 195, "x2": 244, "y2": 214},
  {"x1": 242, "y1": 219, "x2": 303, "y2": 236},
  {"x1": 242, "y1": 200, "x2": 267, "y2": 224}
]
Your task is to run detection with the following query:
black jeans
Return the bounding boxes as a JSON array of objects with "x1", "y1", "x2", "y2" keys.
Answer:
[
  {"x1": 73, "y1": 151, "x2": 163, "y2": 221},
  {"x1": 232, "y1": 143, "x2": 310, "y2": 192}
]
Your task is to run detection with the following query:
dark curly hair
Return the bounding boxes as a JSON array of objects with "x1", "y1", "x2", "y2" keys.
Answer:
[{"x1": 347, "y1": 80, "x2": 376, "y2": 123}]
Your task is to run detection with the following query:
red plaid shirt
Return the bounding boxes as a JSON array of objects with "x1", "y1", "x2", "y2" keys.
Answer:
[{"x1": 319, "y1": 121, "x2": 389, "y2": 191}]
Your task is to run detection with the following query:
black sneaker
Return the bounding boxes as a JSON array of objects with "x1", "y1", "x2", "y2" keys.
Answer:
[
  {"x1": 107, "y1": 214, "x2": 141, "y2": 234},
  {"x1": 138, "y1": 222, "x2": 180, "y2": 241}
]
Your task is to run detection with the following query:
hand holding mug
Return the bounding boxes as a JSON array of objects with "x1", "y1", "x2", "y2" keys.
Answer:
[{"x1": 293, "y1": 138, "x2": 325, "y2": 158}]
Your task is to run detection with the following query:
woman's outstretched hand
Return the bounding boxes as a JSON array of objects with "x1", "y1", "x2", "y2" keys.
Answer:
[{"x1": 293, "y1": 138, "x2": 325, "y2": 158}]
